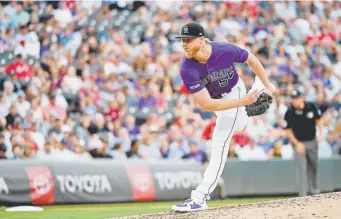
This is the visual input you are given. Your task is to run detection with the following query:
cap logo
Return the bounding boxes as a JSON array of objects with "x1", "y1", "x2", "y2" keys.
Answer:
[{"x1": 183, "y1": 26, "x2": 188, "y2": 34}]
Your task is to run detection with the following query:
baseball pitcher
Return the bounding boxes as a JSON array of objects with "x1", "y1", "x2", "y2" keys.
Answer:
[{"x1": 171, "y1": 22, "x2": 276, "y2": 212}]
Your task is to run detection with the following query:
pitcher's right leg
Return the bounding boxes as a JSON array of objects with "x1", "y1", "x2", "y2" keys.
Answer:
[{"x1": 172, "y1": 103, "x2": 239, "y2": 213}]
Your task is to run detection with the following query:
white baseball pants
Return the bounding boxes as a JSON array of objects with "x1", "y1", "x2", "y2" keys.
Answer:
[{"x1": 191, "y1": 76, "x2": 265, "y2": 204}]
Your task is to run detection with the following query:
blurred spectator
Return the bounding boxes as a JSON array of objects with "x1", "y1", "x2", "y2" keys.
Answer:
[
  {"x1": 168, "y1": 136, "x2": 189, "y2": 159},
  {"x1": 138, "y1": 131, "x2": 161, "y2": 160},
  {"x1": 267, "y1": 140, "x2": 294, "y2": 160},
  {"x1": 201, "y1": 117, "x2": 216, "y2": 140},
  {"x1": 12, "y1": 3, "x2": 30, "y2": 27},
  {"x1": 41, "y1": 92, "x2": 67, "y2": 121},
  {"x1": 138, "y1": 88, "x2": 157, "y2": 110},
  {"x1": 88, "y1": 136, "x2": 112, "y2": 159},
  {"x1": 182, "y1": 140, "x2": 208, "y2": 166},
  {"x1": 233, "y1": 130, "x2": 251, "y2": 147},
  {"x1": 111, "y1": 143, "x2": 128, "y2": 160},
  {"x1": 245, "y1": 116, "x2": 271, "y2": 140},
  {"x1": 53, "y1": 2, "x2": 73, "y2": 28},
  {"x1": 4, "y1": 54, "x2": 33, "y2": 80},
  {"x1": 22, "y1": 142, "x2": 36, "y2": 159},
  {"x1": 257, "y1": 136, "x2": 273, "y2": 154},
  {"x1": 227, "y1": 139, "x2": 239, "y2": 159},
  {"x1": 5, "y1": 105, "x2": 21, "y2": 130},
  {"x1": 126, "y1": 139, "x2": 142, "y2": 159},
  {"x1": 0, "y1": 93, "x2": 9, "y2": 117},
  {"x1": 0, "y1": 133, "x2": 7, "y2": 159},
  {"x1": 0, "y1": 1, "x2": 340, "y2": 162},
  {"x1": 319, "y1": 132, "x2": 335, "y2": 158},
  {"x1": 10, "y1": 144, "x2": 22, "y2": 160},
  {"x1": 73, "y1": 141, "x2": 92, "y2": 160},
  {"x1": 159, "y1": 134, "x2": 170, "y2": 159},
  {"x1": 2, "y1": 81, "x2": 17, "y2": 105},
  {"x1": 15, "y1": 90, "x2": 30, "y2": 118},
  {"x1": 123, "y1": 114, "x2": 140, "y2": 138},
  {"x1": 237, "y1": 139, "x2": 267, "y2": 161},
  {"x1": 0, "y1": 142, "x2": 7, "y2": 159},
  {"x1": 35, "y1": 141, "x2": 53, "y2": 160}
]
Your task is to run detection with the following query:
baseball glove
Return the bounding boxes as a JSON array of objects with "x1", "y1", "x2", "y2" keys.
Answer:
[{"x1": 245, "y1": 92, "x2": 273, "y2": 117}]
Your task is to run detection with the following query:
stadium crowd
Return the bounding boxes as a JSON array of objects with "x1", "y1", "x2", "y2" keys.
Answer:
[{"x1": 0, "y1": 1, "x2": 340, "y2": 164}]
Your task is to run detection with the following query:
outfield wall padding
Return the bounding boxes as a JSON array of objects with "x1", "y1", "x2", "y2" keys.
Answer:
[{"x1": 0, "y1": 158, "x2": 340, "y2": 205}]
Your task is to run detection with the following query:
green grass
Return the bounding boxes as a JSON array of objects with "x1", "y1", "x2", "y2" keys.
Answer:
[{"x1": 0, "y1": 197, "x2": 287, "y2": 219}]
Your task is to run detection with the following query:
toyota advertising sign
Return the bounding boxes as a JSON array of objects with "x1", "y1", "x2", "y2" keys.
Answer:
[{"x1": 50, "y1": 161, "x2": 131, "y2": 204}]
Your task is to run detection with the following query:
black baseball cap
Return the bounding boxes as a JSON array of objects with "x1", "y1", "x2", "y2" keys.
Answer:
[
  {"x1": 291, "y1": 89, "x2": 303, "y2": 99},
  {"x1": 175, "y1": 22, "x2": 205, "y2": 39}
]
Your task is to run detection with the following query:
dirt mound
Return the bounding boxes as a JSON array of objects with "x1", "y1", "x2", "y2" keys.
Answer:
[{"x1": 111, "y1": 192, "x2": 341, "y2": 219}]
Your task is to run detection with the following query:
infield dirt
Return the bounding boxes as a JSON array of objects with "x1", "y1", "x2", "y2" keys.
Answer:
[{"x1": 112, "y1": 192, "x2": 341, "y2": 219}]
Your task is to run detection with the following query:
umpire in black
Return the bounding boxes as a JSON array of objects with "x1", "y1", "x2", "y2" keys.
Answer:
[{"x1": 283, "y1": 88, "x2": 322, "y2": 197}]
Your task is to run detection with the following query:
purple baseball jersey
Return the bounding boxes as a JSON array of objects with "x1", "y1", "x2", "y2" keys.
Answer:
[{"x1": 180, "y1": 41, "x2": 249, "y2": 97}]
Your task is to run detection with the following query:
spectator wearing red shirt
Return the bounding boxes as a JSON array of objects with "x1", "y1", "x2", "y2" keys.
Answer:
[
  {"x1": 233, "y1": 130, "x2": 251, "y2": 147},
  {"x1": 202, "y1": 117, "x2": 216, "y2": 140},
  {"x1": 4, "y1": 54, "x2": 34, "y2": 80},
  {"x1": 305, "y1": 27, "x2": 336, "y2": 46},
  {"x1": 22, "y1": 130, "x2": 39, "y2": 152},
  {"x1": 106, "y1": 99, "x2": 120, "y2": 122},
  {"x1": 179, "y1": 83, "x2": 189, "y2": 95}
]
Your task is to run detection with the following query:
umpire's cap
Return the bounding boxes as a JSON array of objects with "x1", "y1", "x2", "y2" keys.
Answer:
[
  {"x1": 175, "y1": 22, "x2": 205, "y2": 39},
  {"x1": 291, "y1": 89, "x2": 303, "y2": 99}
]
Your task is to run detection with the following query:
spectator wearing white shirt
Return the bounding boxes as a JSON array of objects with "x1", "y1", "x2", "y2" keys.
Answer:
[
  {"x1": 168, "y1": 137, "x2": 189, "y2": 159},
  {"x1": 0, "y1": 94, "x2": 9, "y2": 118},
  {"x1": 72, "y1": 141, "x2": 92, "y2": 160},
  {"x1": 274, "y1": 1, "x2": 297, "y2": 23},
  {"x1": 61, "y1": 66, "x2": 83, "y2": 95},
  {"x1": 111, "y1": 143, "x2": 128, "y2": 160},
  {"x1": 78, "y1": 0, "x2": 102, "y2": 14},
  {"x1": 318, "y1": 132, "x2": 335, "y2": 158},
  {"x1": 28, "y1": 122, "x2": 45, "y2": 151},
  {"x1": 14, "y1": 25, "x2": 28, "y2": 46},
  {"x1": 287, "y1": 40, "x2": 305, "y2": 60},
  {"x1": 35, "y1": 140, "x2": 54, "y2": 160},
  {"x1": 53, "y1": 2, "x2": 73, "y2": 28},
  {"x1": 138, "y1": 135, "x2": 161, "y2": 160},
  {"x1": 237, "y1": 139, "x2": 268, "y2": 161},
  {"x1": 15, "y1": 90, "x2": 30, "y2": 118},
  {"x1": 245, "y1": 116, "x2": 270, "y2": 140},
  {"x1": 24, "y1": 31, "x2": 40, "y2": 57},
  {"x1": 50, "y1": 136, "x2": 80, "y2": 161},
  {"x1": 3, "y1": 81, "x2": 17, "y2": 107}
]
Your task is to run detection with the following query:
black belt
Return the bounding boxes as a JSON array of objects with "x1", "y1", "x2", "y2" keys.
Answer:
[{"x1": 212, "y1": 88, "x2": 232, "y2": 99}]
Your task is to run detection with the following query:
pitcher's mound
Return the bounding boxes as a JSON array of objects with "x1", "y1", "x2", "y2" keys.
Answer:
[{"x1": 111, "y1": 192, "x2": 341, "y2": 219}]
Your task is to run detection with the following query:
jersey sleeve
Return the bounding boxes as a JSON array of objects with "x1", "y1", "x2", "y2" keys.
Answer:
[
  {"x1": 223, "y1": 43, "x2": 249, "y2": 63},
  {"x1": 180, "y1": 69, "x2": 204, "y2": 94}
]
